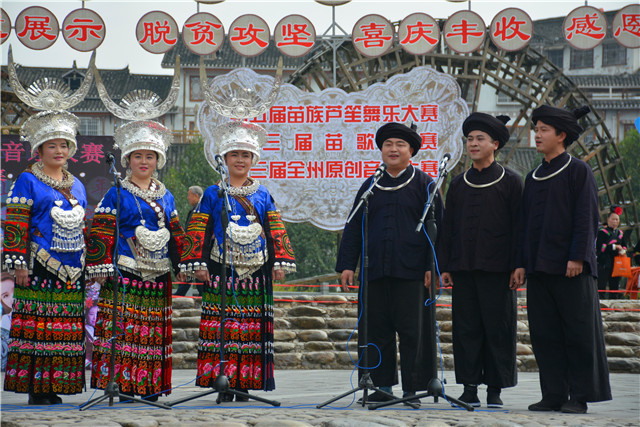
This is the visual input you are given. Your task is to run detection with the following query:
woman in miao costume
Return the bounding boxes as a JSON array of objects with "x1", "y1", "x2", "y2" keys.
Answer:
[
  {"x1": 86, "y1": 62, "x2": 186, "y2": 401},
  {"x1": 2, "y1": 48, "x2": 95, "y2": 405},
  {"x1": 181, "y1": 119, "x2": 296, "y2": 400}
]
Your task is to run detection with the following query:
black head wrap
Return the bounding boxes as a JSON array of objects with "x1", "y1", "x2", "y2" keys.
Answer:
[
  {"x1": 462, "y1": 113, "x2": 511, "y2": 149},
  {"x1": 610, "y1": 205, "x2": 623, "y2": 216},
  {"x1": 375, "y1": 122, "x2": 421, "y2": 157},
  {"x1": 532, "y1": 105, "x2": 590, "y2": 146}
]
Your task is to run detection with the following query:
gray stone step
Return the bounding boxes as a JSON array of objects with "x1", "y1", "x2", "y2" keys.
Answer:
[{"x1": 168, "y1": 296, "x2": 640, "y2": 373}]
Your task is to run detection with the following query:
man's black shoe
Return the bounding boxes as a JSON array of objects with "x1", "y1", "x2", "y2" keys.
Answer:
[
  {"x1": 487, "y1": 387, "x2": 503, "y2": 409},
  {"x1": 453, "y1": 385, "x2": 480, "y2": 408},
  {"x1": 357, "y1": 390, "x2": 394, "y2": 404},
  {"x1": 561, "y1": 399, "x2": 587, "y2": 414},
  {"x1": 528, "y1": 399, "x2": 564, "y2": 411}
]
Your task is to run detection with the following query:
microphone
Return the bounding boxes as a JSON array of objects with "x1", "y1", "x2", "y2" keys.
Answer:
[
  {"x1": 372, "y1": 163, "x2": 387, "y2": 178},
  {"x1": 439, "y1": 153, "x2": 451, "y2": 171},
  {"x1": 214, "y1": 154, "x2": 225, "y2": 168},
  {"x1": 105, "y1": 152, "x2": 115, "y2": 166}
]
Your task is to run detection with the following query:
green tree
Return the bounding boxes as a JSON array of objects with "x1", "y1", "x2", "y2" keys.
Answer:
[
  {"x1": 286, "y1": 223, "x2": 338, "y2": 281},
  {"x1": 161, "y1": 137, "x2": 219, "y2": 224},
  {"x1": 618, "y1": 129, "x2": 640, "y2": 211},
  {"x1": 617, "y1": 129, "x2": 640, "y2": 241}
]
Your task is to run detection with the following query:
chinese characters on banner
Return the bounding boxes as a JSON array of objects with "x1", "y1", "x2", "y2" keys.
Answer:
[
  {"x1": 229, "y1": 14, "x2": 270, "y2": 57},
  {"x1": 62, "y1": 8, "x2": 105, "y2": 51},
  {"x1": 612, "y1": 4, "x2": 640, "y2": 49},
  {"x1": 1, "y1": 9, "x2": 11, "y2": 44},
  {"x1": 15, "y1": 6, "x2": 59, "y2": 50},
  {"x1": 1, "y1": 136, "x2": 117, "y2": 223},
  {"x1": 490, "y1": 8, "x2": 532, "y2": 51},
  {"x1": 352, "y1": 14, "x2": 394, "y2": 57},
  {"x1": 563, "y1": 6, "x2": 607, "y2": 50},
  {"x1": 197, "y1": 67, "x2": 468, "y2": 230},
  {"x1": 182, "y1": 12, "x2": 224, "y2": 56},
  {"x1": 398, "y1": 13, "x2": 440, "y2": 55},
  {"x1": 274, "y1": 14, "x2": 316, "y2": 57},
  {"x1": 136, "y1": 10, "x2": 179, "y2": 54},
  {"x1": 444, "y1": 10, "x2": 486, "y2": 53},
  {"x1": 5, "y1": 6, "x2": 639, "y2": 53}
]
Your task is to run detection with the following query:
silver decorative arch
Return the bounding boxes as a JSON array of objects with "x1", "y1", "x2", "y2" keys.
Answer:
[
  {"x1": 8, "y1": 45, "x2": 96, "y2": 111},
  {"x1": 94, "y1": 56, "x2": 181, "y2": 121}
]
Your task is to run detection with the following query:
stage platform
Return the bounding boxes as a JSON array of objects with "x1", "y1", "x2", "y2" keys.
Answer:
[{"x1": 1, "y1": 369, "x2": 638, "y2": 426}]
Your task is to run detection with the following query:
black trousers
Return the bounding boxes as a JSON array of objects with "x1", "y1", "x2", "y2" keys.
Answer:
[
  {"x1": 527, "y1": 272, "x2": 611, "y2": 403},
  {"x1": 451, "y1": 271, "x2": 517, "y2": 388},
  {"x1": 174, "y1": 281, "x2": 203, "y2": 296},
  {"x1": 597, "y1": 263, "x2": 621, "y2": 299},
  {"x1": 358, "y1": 277, "x2": 434, "y2": 392}
]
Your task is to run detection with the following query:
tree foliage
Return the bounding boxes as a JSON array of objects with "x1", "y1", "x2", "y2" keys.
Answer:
[
  {"x1": 617, "y1": 129, "x2": 640, "y2": 226},
  {"x1": 161, "y1": 138, "x2": 219, "y2": 224},
  {"x1": 285, "y1": 223, "x2": 338, "y2": 280},
  {"x1": 618, "y1": 129, "x2": 640, "y2": 204}
]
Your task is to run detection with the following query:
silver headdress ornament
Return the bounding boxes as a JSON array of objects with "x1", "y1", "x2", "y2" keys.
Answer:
[
  {"x1": 8, "y1": 45, "x2": 95, "y2": 157},
  {"x1": 208, "y1": 121, "x2": 267, "y2": 167},
  {"x1": 94, "y1": 57, "x2": 181, "y2": 169},
  {"x1": 199, "y1": 55, "x2": 283, "y2": 169},
  {"x1": 200, "y1": 55, "x2": 283, "y2": 120}
]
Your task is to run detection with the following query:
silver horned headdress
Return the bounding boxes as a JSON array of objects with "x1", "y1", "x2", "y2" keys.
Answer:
[
  {"x1": 95, "y1": 57, "x2": 181, "y2": 169},
  {"x1": 8, "y1": 45, "x2": 95, "y2": 157},
  {"x1": 200, "y1": 55, "x2": 283, "y2": 169}
]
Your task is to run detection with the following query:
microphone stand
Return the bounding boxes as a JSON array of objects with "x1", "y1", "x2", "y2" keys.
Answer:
[
  {"x1": 81, "y1": 159, "x2": 170, "y2": 410},
  {"x1": 317, "y1": 169, "x2": 418, "y2": 409},
  {"x1": 370, "y1": 163, "x2": 473, "y2": 411},
  {"x1": 167, "y1": 161, "x2": 280, "y2": 408}
]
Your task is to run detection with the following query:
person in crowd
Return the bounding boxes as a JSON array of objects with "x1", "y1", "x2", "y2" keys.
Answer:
[
  {"x1": 86, "y1": 120, "x2": 186, "y2": 401},
  {"x1": 1, "y1": 272, "x2": 14, "y2": 372},
  {"x1": 438, "y1": 113, "x2": 522, "y2": 408},
  {"x1": 633, "y1": 241, "x2": 640, "y2": 266},
  {"x1": 185, "y1": 186, "x2": 203, "y2": 225},
  {"x1": 514, "y1": 105, "x2": 611, "y2": 414},
  {"x1": 596, "y1": 206, "x2": 627, "y2": 299},
  {"x1": 181, "y1": 120, "x2": 296, "y2": 401},
  {"x1": 3, "y1": 111, "x2": 87, "y2": 405},
  {"x1": 174, "y1": 186, "x2": 204, "y2": 297},
  {"x1": 336, "y1": 122, "x2": 442, "y2": 405}
]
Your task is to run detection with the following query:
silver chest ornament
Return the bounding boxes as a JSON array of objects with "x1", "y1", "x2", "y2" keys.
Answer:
[
  {"x1": 227, "y1": 214, "x2": 262, "y2": 245},
  {"x1": 134, "y1": 224, "x2": 170, "y2": 272},
  {"x1": 50, "y1": 200, "x2": 86, "y2": 252}
]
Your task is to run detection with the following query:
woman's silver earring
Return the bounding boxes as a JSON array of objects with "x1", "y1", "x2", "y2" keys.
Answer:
[
  {"x1": 152, "y1": 170, "x2": 158, "y2": 179},
  {"x1": 126, "y1": 168, "x2": 132, "y2": 178}
]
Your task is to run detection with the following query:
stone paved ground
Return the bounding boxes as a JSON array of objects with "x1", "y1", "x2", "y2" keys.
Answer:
[{"x1": 1, "y1": 370, "x2": 638, "y2": 426}]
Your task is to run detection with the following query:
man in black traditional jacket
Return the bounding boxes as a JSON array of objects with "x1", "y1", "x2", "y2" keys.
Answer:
[
  {"x1": 514, "y1": 105, "x2": 611, "y2": 414},
  {"x1": 336, "y1": 122, "x2": 442, "y2": 404},
  {"x1": 438, "y1": 112, "x2": 522, "y2": 408}
]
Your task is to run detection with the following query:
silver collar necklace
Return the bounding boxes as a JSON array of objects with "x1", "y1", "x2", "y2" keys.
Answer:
[
  {"x1": 227, "y1": 178, "x2": 260, "y2": 197},
  {"x1": 532, "y1": 156, "x2": 572, "y2": 181},
  {"x1": 122, "y1": 176, "x2": 166, "y2": 200},
  {"x1": 375, "y1": 167, "x2": 416, "y2": 192},
  {"x1": 463, "y1": 164, "x2": 505, "y2": 189},
  {"x1": 31, "y1": 162, "x2": 74, "y2": 190}
]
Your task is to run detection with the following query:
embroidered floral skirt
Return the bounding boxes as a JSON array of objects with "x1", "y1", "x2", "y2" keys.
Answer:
[
  {"x1": 91, "y1": 272, "x2": 172, "y2": 397},
  {"x1": 4, "y1": 260, "x2": 85, "y2": 395},
  {"x1": 196, "y1": 262, "x2": 275, "y2": 391}
]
